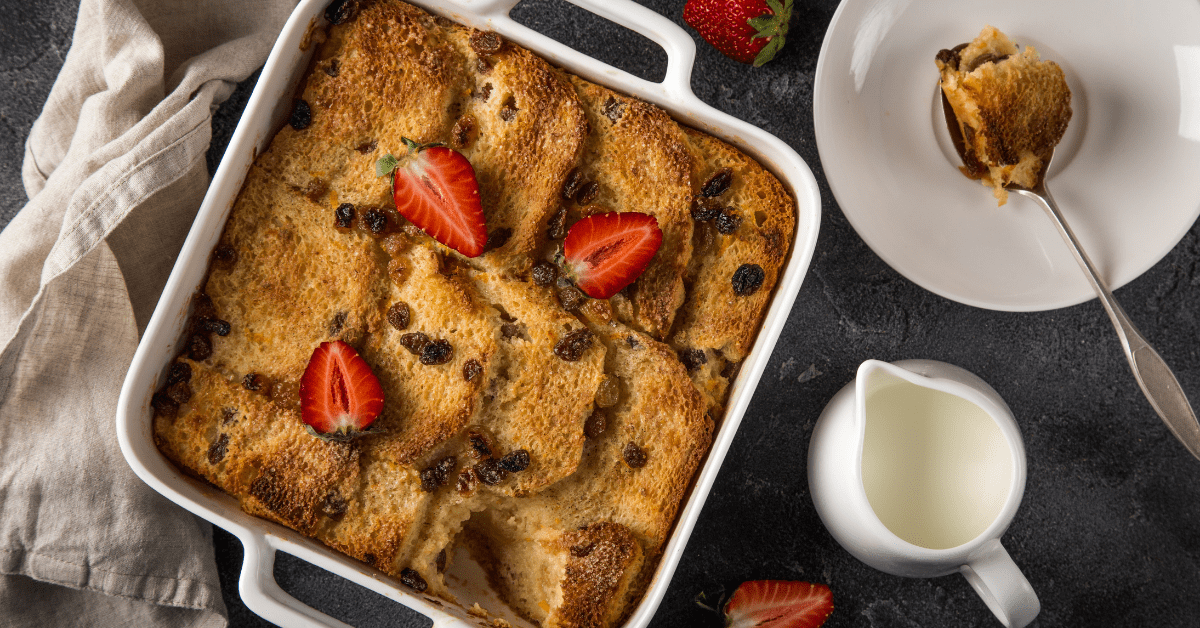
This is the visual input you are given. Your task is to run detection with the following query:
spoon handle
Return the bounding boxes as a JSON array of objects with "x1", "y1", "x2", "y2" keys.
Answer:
[{"x1": 1030, "y1": 184, "x2": 1200, "y2": 461}]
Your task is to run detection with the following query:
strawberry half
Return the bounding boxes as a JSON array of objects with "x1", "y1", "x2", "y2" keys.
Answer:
[
  {"x1": 299, "y1": 340, "x2": 385, "y2": 442},
  {"x1": 562, "y1": 212, "x2": 662, "y2": 299},
  {"x1": 377, "y1": 138, "x2": 487, "y2": 257},
  {"x1": 724, "y1": 581, "x2": 833, "y2": 628},
  {"x1": 683, "y1": 0, "x2": 792, "y2": 67}
]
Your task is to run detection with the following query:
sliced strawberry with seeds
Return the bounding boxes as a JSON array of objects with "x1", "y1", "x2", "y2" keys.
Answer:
[
  {"x1": 300, "y1": 340, "x2": 385, "y2": 441},
  {"x1": 377, "y1": 138, "x2": 487, "y2": 257},
  {"x1": 562, "y1": 212, "x2": 662, "y2": 299},
  {"x1": 723, "y1": 580, "x2": 833, "y2": 628}
]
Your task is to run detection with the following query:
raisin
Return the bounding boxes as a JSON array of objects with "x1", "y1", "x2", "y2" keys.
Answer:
[
  {"x1": 625, "y1": 335, "x2": 641, "y2": 349},
  {"x1": 387, "y1": 302, "x2": 411, "y2": 331},
  {"x1": 324, "y1": 0, "x2": 359, "y2": 25},
  {"x1": 400, "y1": 568, "x2": 428, "y2": 592},
  {"x1": 722, "y1": 360, "x2": 741, "y2": 380},
  {"x1": 151, "y1": 392, "x2": 178, "y2": 418},
  {"x1": 304, "y1": 180, "x2": 327, "y2": 203},
  {"x1": 554, "y1": 328, "x2": 593, "y2": 362},
  {"x1": 324, "y1": 59, "x2": 340, "y2": 77},
  {"x1": 364, "y1": 208, "x2": 387, "y2": 234},
  {"x1": 476, "y1": 82, "x2": 493, "y2": 101},
  {"x1": 500, "y1": 104, "x2": 517, "y2": 121},
  {"x1": 470, "y1": 30, "x2": 503, "y2": 55},
  {"x1": 623, "y1": 442, "x2": 648, "y2": 469},
  {"x1": 558, "y1": 286, "x2": 586, "y2": 312},
  {"x1": 222, "y1": 407, "x2": 238, "y2": 425},
  {"x1": 452, "y1": 114, "x2": 477, "y2": 149},
  {"x1": 691, "y1": 196, "x2": 721, "y2": 222},
  {"x1": 965, "y1": 52, "x2": 1012, "y2": 73},
  {"x1": 531, "y1": 261, "x2": 557, "y2": 286},
  {"x1": 456, "y1": 468, "x2": 478, "y2": 493},
  {"x1": 289, "y1": 99, "x2": 311, "y2": 130},
  {"x1": 594, "y1": 375, "x2": 619, "y2": 408},
  {"x1": 547, "y1": 206, "x2": 568, "y2": 239},
  {"x1": 463, "y1": 358, "x2": 482, "y2": 382},
  {"x1": 355, "y1": 140, "x2": 376, "y2": 154},
  {"x1": 204, "y1": 318, "x2": 231, "y2": 336},
  {"x1": 242, "y1": 373, "x2": 264, "y2": 391},
  {"x1": 715, "y1": 210, "x2": 742, "y2": 235},
  {"x1": 570, "y1": 543, "x2": 594, "y2": 558},
  {"x1": 212, "y1": 245, "x2": 238, "y2": 270},
  {"x1": 420, "y1": 456, "x2": 456, "y2": 492},
  {"x1": 468, "y1": 430, "x2": 493, "y2": 459},
  {"x1": 166, "y1": 381, "x2": 192, "y2": 404},
  {"x1": 476, "y1": 57, "x2": 491, "y2": 74},
  {"x1": 328, "y1": 311, "x2": 347, "y2": 336},
  {"x1": 436, "y1": 549, "x2": 447, "y2": 573},
  {"x1": 701, "y1": 167, "x2": 733, "y2": 197},
  {"x1": 187, "y1": 333, "x2": 212, "y2": 361},
  {"x1": 400, "y1": 332, "x2": 431, "y2": 355},
  {"x1": 575, "y1": 181, "x2": 599, "y2": 205},
  {"x1": 484, "y1": 228, "x2": 511, "y2": 253},
  {"x1": 193, "y1": 293, "x2": 218, "y2": 321},
  {"x1": 207, "y1": 433, "x2": 229, "y2": 464},
  {"x1": 499, "y1": 449, "x2": 530, "y2": 472},
  {"x1": 420, "y1": 339, "x2": 454, "y2": 365},
  {"x1": 474, "y1": 458, "x2": 507, "y2": 485},
  {"x1": 166, "y1": 362, "x2": 192, "y2": 386},
  {"x1": 602, "y1": 96, "x2": 626, "y2": 123},
  {"x1": 334, "y1": 203, "x2": 355, "y2": 229},
  {"x1": 320, "y1": 490, "x2": 347, "y2": 519},
  {"x1": 561, "y1": 169, "x2": 584, "y2": 200},
  {"x1": 678, "y1": 349, "x2": 707, "y2": 372},
  {"x1": 501, "y1": 323, "x2": 521, "y2": 340},
  {"x1": 584, "y1": 409, "x2": 606, "y2": 438},
  {"x1": 731, "y1": 263, "x2": 765, "y2": 296}
]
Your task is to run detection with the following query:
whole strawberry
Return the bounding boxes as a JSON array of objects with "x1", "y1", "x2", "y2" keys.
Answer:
[{"x1": 683, "y1": 0, "x2": 792, "y2": 67}]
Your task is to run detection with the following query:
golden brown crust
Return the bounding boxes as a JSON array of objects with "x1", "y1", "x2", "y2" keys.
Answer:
[
  {"x1": 153, "y1": 1, "x2": 789, "y2": 625},
  {"x1": 671, "y1": 128, "x2": 795, "y2": 368}
]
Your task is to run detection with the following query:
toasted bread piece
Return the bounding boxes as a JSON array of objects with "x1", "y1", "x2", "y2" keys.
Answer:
[
  {"x1": 671, "y1": 129, "x2": 794, "y2": 372},
  {"x1": 439, "y1": 25, "x2": 590, "y2": 271},
  {"x1": 564, "y1": 76, "x2": 695, "y2": 340},
  {"x1": 258, "y1": 0, "x2": 462, "y2": 205},
  {"x1": 362, "y1": 243, "x2": 497, "y2": 465},
  {"x1": 936, "y1": 26, "x2": 1072, "y2": 205},
  {"x1": 203, "y1": 165, "x2": 389, "y2": 391},
  {"x1": 154, "y1": 360, "x2": 431, "y2": 573},
  {"x1": 467, "y1": 272, "x2": 606, "y2": 494}
]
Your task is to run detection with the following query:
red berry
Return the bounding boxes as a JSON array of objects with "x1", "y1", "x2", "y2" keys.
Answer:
[
  {"x1": 723, "y1": 580, "x2": 833, "y2": 628},
  {"x1": 378, "y1": 138, "x2": 487, "y2": 257},
  {"x1": 562, "y1": 212, "x2": 662, "y2": 299},
  {"x1": 299, "y1": 340, "x2": 385, "y2": 441},
  {"x1": 683, "y1": 0, "x2": 792, "y2": 66}
]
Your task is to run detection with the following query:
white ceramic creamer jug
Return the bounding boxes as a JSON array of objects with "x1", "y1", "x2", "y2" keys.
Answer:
[{"x1": 808, "y1": 359, "x2": 1040, "y2": 627}]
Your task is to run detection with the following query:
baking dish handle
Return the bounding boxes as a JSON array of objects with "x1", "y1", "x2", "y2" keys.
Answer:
[
  {"x1": 466, "y1": 0, "x2": 699, "y2": 103},
  {"x1": 238, "y1": 533, "x2": 356, "y2": 628},
  {"x1": 237, "y1": 532, "x2": 470, "y2": 628}
]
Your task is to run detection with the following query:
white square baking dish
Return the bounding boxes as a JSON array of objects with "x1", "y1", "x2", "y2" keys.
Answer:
[{"x1": 115, "y1": 0, "x2": 821, "y2": 625}]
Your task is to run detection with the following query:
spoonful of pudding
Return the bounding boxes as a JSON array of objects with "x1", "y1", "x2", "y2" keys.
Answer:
[{"x1": 936, "y1": 27, "x2": 1200, "y2": 461}]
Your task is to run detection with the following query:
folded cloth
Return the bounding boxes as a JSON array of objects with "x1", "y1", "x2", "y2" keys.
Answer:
[{"x1": 0, "y1": 0, "x2": 295, "y2": 625}]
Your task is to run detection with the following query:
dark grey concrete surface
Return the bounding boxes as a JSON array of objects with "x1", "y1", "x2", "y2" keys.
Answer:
[{"x1": 4, "y1": 1, "x2": 1200, "y2": 627}]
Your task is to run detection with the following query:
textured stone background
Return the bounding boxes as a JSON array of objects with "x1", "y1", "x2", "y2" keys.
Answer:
[{"x1": 3, "y1": 1, "x2": 1200, "y2": 627}]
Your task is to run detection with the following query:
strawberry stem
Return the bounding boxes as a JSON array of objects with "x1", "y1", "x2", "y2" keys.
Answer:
[
  {"x1": 376, "y1": 153, "x2": 398, "y2": 177},
  {"x1": 747, "y1": 0, "x2": 792, "y2": 67}
]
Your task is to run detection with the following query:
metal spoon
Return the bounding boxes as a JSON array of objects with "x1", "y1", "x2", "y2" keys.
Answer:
[{"x1": 941, "y1": 96, "x2": 1200, "y2": 461}]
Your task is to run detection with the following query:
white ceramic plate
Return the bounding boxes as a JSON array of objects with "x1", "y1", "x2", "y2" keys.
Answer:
[{"x1": 814, "y1": 0, "x2": 1200, "y2": 311}]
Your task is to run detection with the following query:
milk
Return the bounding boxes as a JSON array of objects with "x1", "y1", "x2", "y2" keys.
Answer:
[{"x1": 861, "y1": 381, "x2": 1013, "y2": 550}]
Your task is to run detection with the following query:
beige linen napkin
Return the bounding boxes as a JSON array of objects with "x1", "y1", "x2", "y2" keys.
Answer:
[{"x1": 0, "y1": 0, "x2": 295, "y2": 625}]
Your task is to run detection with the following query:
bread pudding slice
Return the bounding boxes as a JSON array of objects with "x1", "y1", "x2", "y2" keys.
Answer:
[{"x1": 936, "y1": 26, "x2": 1072, "y2": 206}]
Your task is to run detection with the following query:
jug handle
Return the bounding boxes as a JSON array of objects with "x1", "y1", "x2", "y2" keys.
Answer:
[{"x1": 959, "y1": 539, "x2": 1041, "y2": 628}]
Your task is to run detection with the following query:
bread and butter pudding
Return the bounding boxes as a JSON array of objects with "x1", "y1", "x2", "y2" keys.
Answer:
[
  {"x1": 936, "y1": 26, "x2": 1072, "y2": 206},
  {"x1": 150, "y1": 1, "x2": 794, "y2": 626}
]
